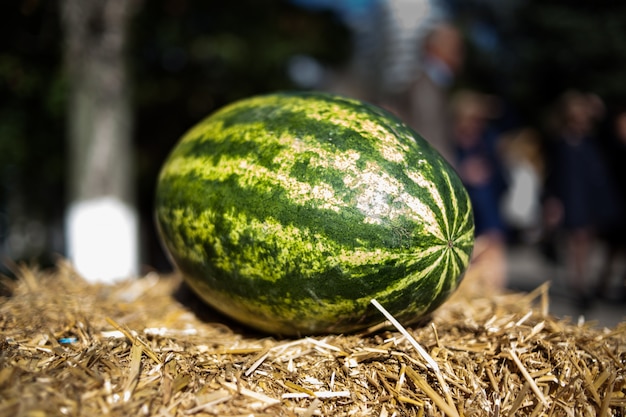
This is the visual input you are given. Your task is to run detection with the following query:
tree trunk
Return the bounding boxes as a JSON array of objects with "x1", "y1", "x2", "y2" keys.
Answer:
[{"x1": 62, "y1": 0, "x2": 140, "y2": 282}]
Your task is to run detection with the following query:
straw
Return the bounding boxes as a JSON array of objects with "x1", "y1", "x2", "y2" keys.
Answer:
[{"x1": 1, "y1": 264, "x2": 624, "y2": 416}]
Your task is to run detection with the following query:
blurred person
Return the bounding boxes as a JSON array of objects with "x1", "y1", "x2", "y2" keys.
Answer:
[
  {"x1": 499, "y1": 128, "x2": 545, "y2": 243},
  {"x1": 543, "y1": 91, "x2": 618, "y2": 307},
  {"x1": 451, "y1": 90, "x2": 508, "y2": 291},
  {"x1": 594, "y1": 108, "x2": 626, "y2": 299},
  {"x1": 386, "y1": 22, "x2": 464, "y2": 163}
]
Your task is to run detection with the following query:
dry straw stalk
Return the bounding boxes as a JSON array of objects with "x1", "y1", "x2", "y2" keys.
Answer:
[{"x1": 1, "y1": 262, "x2": 625, "y2": 416}]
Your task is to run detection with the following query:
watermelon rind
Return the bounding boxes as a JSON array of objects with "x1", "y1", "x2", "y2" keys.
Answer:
[{"x1": 155, "y1": 91, "x2": 474, "y2": 335}]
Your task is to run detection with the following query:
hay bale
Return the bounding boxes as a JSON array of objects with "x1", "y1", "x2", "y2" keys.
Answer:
[{"x1": 1, "y1": 262, "x2": 624, "y2": 416}]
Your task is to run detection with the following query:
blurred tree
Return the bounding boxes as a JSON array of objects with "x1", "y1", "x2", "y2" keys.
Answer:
[{"x1": 62, "y1": 0, "x2": 141, "y2": 281}]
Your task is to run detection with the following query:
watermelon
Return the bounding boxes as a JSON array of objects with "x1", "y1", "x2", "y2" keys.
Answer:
[{"x1": 155, "y1": 91, "x2": 474, "y2": 336}]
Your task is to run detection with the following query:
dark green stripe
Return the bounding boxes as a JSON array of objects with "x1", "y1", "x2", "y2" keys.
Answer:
[
  {"x1": 167, "y1": 97, "x2": 462, "y2": 235},
  {"x1": 157, "y1": 215, "x2": 438, "y2": 301},
  {"x1": 157, "y1": 174, "x2": 429, "y2": 252}
]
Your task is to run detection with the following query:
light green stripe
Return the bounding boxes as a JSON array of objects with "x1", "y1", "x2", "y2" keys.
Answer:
[
  {"x1": 440, "y1": 165, "x2": 456, "y2": 240},
  {"x1": 165, "y1": 202, "x2": 453, "y2": 283},
  {"x1": 404, "y1": 168, "x2": 447, "y2": 240},
  {"x1": 370, "y1": 244, "x2": 447, "y2": 300},
  {"x1": 163, "y1": 152, "x2": 447, "y2": 241},
  {"x1": 303, "y1": 103, "x2": 410, "y2": 164}
]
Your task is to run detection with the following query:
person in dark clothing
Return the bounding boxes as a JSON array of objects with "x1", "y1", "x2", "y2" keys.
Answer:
[
  {"x1": 543, "y1": 91, "x2": 617, "y2": 305},
  {"x1": 594, "y1": 109, "x2": 626, "y2": 299},
  {"x1": 451, "y1": 90, "x2": 508, "y2": 290}
]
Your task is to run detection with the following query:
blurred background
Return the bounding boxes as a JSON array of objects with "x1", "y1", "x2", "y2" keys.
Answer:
[{"x1": 1, "y1": 0, "x2": 625, "y2": 316}]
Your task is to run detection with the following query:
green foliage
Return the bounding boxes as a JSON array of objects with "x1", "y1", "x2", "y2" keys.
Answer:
[
  {"x1": 518, "y1": 1, "x2": 626, "y2": 104},
  {"x1": 459, "y1": 0, "x2": 626, "y2": 123},
  {"x1": 131, "y1": 0, "x2": 349, "y2": 121},
  {"x1": 0, "y1": 2, "x2": 66, "y2": 215}
]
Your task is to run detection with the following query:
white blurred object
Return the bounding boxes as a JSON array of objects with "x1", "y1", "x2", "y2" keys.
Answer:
[
  {"x1": 62, "y1": 0, "x2": 139, "y2": 283},
  {"x1": 288, "y1": 54, "x2": 325, "y2": 88},
  {"x1": 382, "y1": 0, "x2": 433, "y2": 94},
  {"x1": 502, "y1": 160, "x2": 541, "y2": 229},
  {"x1": 66, "y1": 196, "x2": 139, "y2": 283}
]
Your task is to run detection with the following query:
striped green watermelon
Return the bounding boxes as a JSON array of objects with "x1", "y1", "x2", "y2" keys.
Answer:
[{"x1": 155, "y1": 91, "x2": 474, "y2": 336}]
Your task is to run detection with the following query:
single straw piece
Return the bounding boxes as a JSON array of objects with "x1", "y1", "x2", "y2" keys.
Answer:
[
  {"x1": 370, "y1": 299, "x2": 460, "y2": 417},
  {"x1": 244, "y1": 349, "x2": 270, "y2": 377},
  {"x1": 370, "y1": 299, "x2": 439, "y2": 372},
  {"x1": 507, "y1": 348, "x2": 549, "y2": 407}
]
